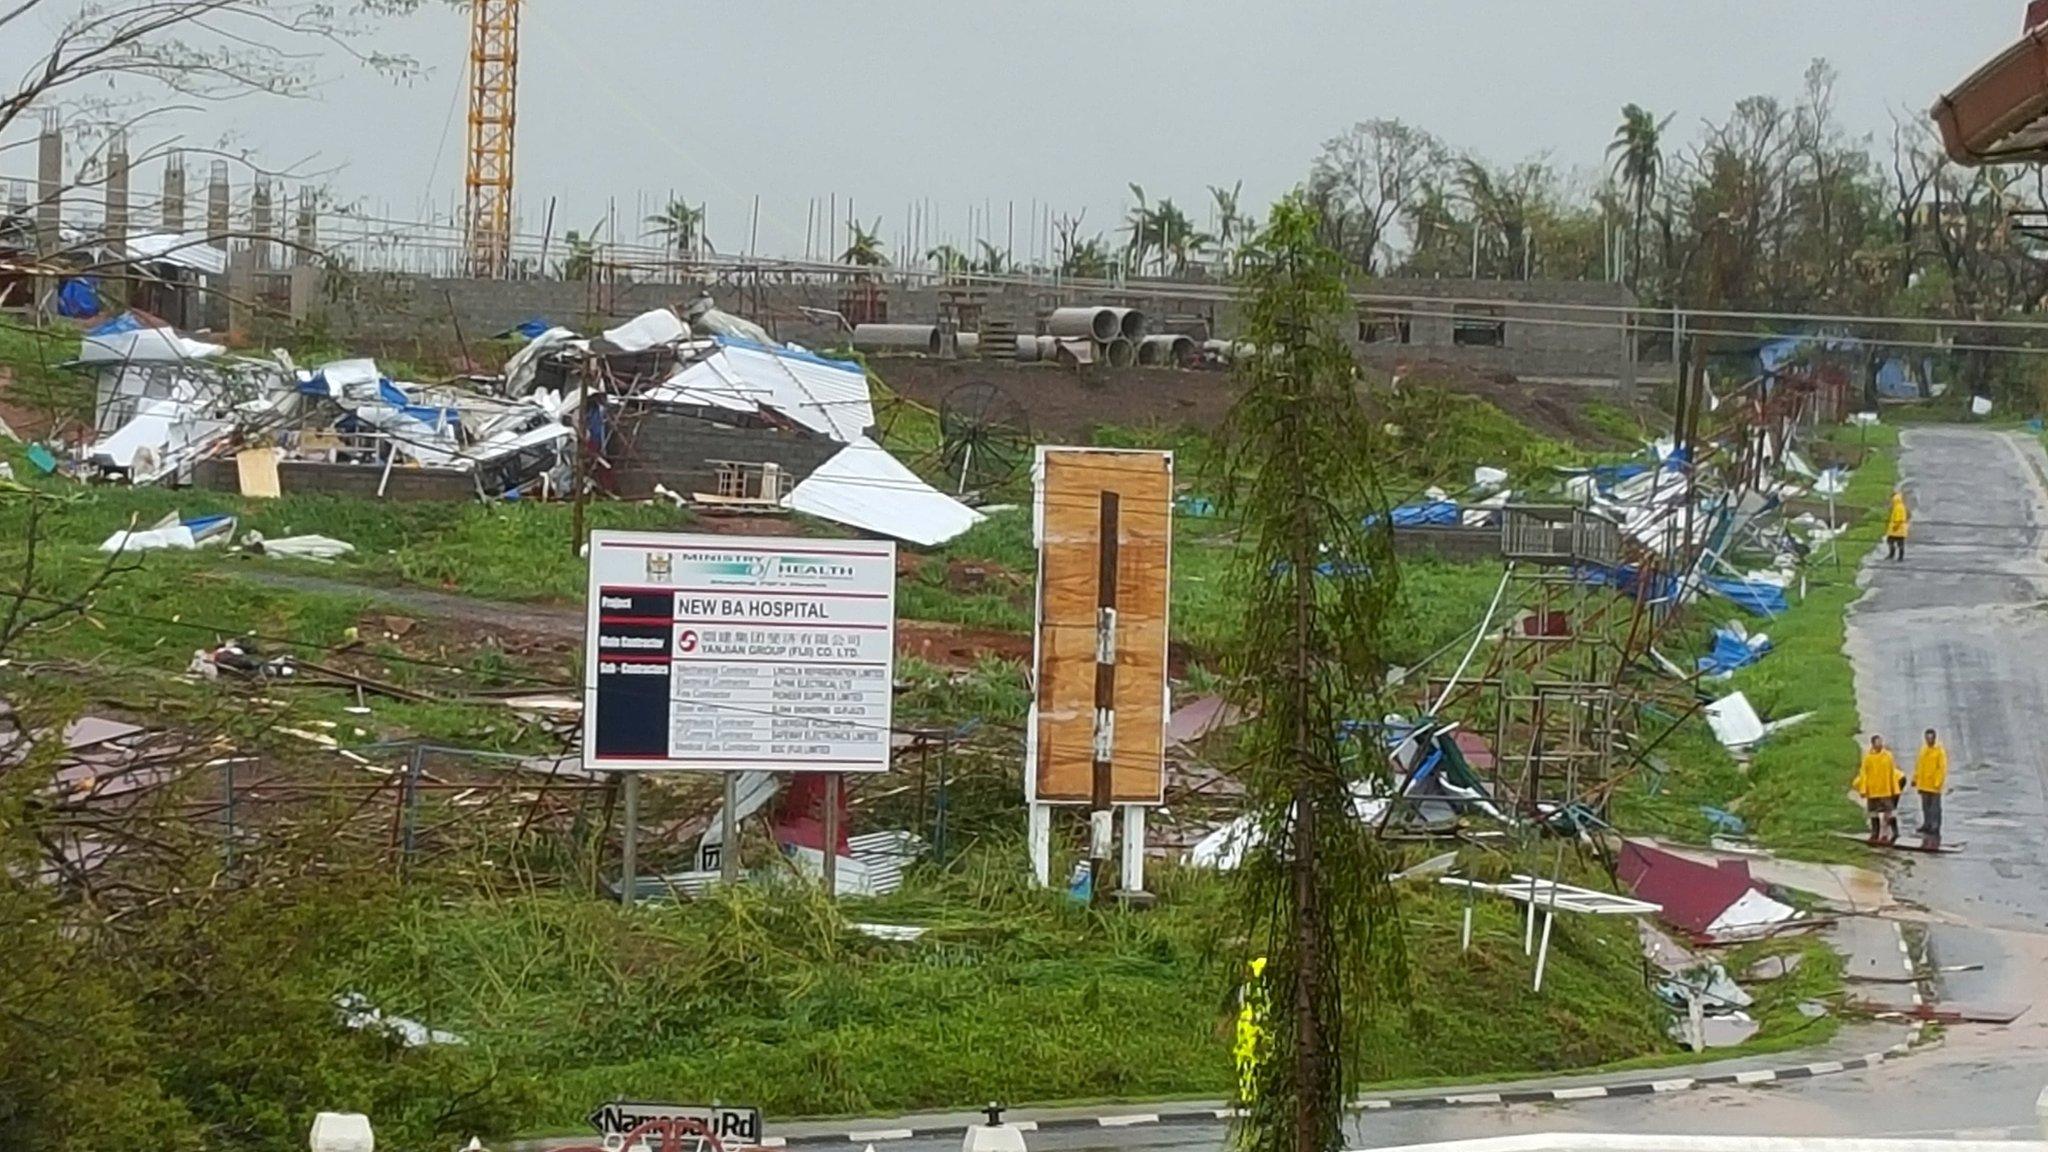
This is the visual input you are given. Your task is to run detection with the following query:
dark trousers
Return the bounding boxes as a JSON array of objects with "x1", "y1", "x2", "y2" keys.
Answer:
[
  {"x1": 1886, "y1": 534, "x2": 1906, "y2": 560},
  {"x1": 1918, "y1": 790, "x2": 1943, "y2": 839},
  {"x1": 1867, "y1": 795, "x2": 1899, "y2": 842}
]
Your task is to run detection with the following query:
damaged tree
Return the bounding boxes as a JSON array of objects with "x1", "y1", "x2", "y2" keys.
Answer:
[{"x1": 1219, "y1": 197, "x2": 1407, "y2": 1152}]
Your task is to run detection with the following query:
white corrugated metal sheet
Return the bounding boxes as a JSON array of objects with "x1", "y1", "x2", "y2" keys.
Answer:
[
  {"x1": 784, "y1": 436, "x2": 983, "y2": 547},
  {"x1": 125, "y1": 232, "x2": 229, "y2": 275},
  {"x1": 651, "y1": 338, "x2": 873, "y2": 443}
]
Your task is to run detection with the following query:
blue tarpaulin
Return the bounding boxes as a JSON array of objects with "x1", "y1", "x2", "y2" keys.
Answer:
[
  {"x1": 1390, "y1": 500, "x2": 1460, "y2": 527},
  {"x1": 86, "y1": 310, "x2": 147, "y2": 337},
  {"x1": 376, "y1": 378, "x2": 461, "y2": 431},
  {"x1": 1578, "y1": 563, "x2": 1679, "y2": 603},
  {"x1": 513, "y1": 318, "x2": 555, "y2": 339},
  {"x1": 1697, "y1": 626, "x2": 1771, "y2": 676},
  {"x1": 57, "y1": 278, "x2": 102, "y2": 319},
  {"x1": 1705, "y1": 576, "x2": 1788, "y2": 616}
]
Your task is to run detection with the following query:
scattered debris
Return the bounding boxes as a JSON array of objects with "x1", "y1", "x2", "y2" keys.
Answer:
[
  {"x1": 245, "y1": 532, "x2": 355, "y2": 562},
  {"x1": 1617, "y1": 840, "x2": 1803, "y2": 941},
  {"x1": 336, "y1": 992, "x2": 466, "y2": 1047}
]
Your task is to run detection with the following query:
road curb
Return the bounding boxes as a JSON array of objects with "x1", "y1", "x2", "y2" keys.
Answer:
[{"x1": 759, "y1": 1025, "x2": 1936, "y2": 1148}]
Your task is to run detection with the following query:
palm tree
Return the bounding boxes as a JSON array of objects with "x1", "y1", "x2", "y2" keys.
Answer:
[
  {"x1": 974, "y1": 240, "x2": 1010, "y2": 275},
  {"x1": 1123, "y1": 183, "x2": 1155, "y2": 275},
  {"x1": 1608, "y1": 104, "x2": 1673, "y2": 286},
  {"x1": 1208, "y1": 180, "x2": 1255, "y2": 268},
  {"x1": 645, "y1": 197, "x2": 709, "y2": 258},
  {"x1": 840, "y1": 218, "x2": 888, "y2": 267},
  {"x1": 1153, "y1": 197, "x2": 1209, "y2": 274},
  {"x1": 926, "y1": 243, "x2": 970, "y2": 278},
  {"x1": 560, "y1": 229, "x2": 596, "y2": 281}
]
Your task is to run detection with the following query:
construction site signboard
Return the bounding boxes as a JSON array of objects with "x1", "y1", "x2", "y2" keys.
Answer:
[
  {"x1": 583, "y1": 531, "x2": 896, "y2": 773},
  {"x1": 1025, "y1": 447, "x2": 1172, "y2": 805}
]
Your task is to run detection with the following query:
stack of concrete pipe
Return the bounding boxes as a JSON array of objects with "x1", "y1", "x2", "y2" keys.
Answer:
[
  {"x1": 852, "y1": 323, "x2": 942, "y2": 356},
  {"x1": 956, "y1": 332, "x2": 1045, "y2": 362},
  {"x1": 1137, "y1": 334, "x2": 1196, "y2": 366},
  {"x1": 1045, "y1": 305, "x2": 1146, "y2": 368}
]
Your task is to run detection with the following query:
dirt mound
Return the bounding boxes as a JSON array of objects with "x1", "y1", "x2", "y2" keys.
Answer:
[
  {"x1": 1391, "y1": 359, "x2": 1645, "y2": 449},
  {"x1": 895, "y1": 619, "x2": 1032, "y2": 667}
]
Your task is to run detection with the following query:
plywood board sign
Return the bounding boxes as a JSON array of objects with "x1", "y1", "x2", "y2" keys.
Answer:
[{"x1": 1027, "y1": 447, "x2": 1172, "y2": 805}]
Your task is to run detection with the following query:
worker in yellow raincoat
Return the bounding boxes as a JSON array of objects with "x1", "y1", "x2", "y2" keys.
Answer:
[
  {"x1": 1235, "y1": 957, "x2": 1267, "y2": 1104},
  {"x1": 1885, "y1": 489, "x2": 1909, "y2": 561},
  {"x1": 1853, "y1": 734, "x2": 1904, "y2": 845},
  {"x1": 1913, "y1": 728, "x2": 1948, "y2": 848}
]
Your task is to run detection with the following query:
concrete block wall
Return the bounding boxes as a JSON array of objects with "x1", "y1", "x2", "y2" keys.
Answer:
[
  {"x1": 192, "y1": 457, "x2": 480, "y2": 500},
  {"x1": 606, "y1": 408, "x2": 845, "y2": 499},
  {"x1": 297, "y1": 270, "x2": 1637, "y2": 384},
  {"x1": 1390, "y1": 525, "x2": 1503, "y2": 563}
]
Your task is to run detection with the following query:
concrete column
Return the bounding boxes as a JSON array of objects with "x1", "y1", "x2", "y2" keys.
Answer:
[
  {"x1": 206, "y1": 160, "x2": 229, "y2": 251},
  {"x1": 161, "y1": 156, "x2": 186, "y2": 234},
  {"x1": 293, "y1": 188, "x2": 317, "y2": 266},
  {"x1": 101, "y1": 133, "x2": 131, "y2": 308},
  {"x1": 226, "y1": 249, "x2": 255, "y2": 338},
  {"x1": 249, "y1": 178, "x2": 272, "y2": 271},
  {"x1": 35, "y1": 111, "x2": 61, "y2": 255},
  {"x1": 288, "y1": 262, "x2": 318, "y2": 322},
  {"x1": 104, "y1": 132, "x2": 129, "y2": 247}
]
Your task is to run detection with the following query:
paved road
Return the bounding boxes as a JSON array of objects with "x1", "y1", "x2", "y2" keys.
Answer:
[{"x1": 1025, "y1": 428, "x2": 2048, "y2": 1151}]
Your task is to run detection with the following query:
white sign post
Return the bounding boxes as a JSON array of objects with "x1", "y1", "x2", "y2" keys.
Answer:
[{"x1": 583, "y1": 531, "x2": 897, "y2": 902}]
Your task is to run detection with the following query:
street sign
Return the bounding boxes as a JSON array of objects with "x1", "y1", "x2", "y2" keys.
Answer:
[
  {"x1": 582, "y1": 531, "x2": 898, "y2": 773},
  {"x1": 586, "y1": 1101, "x2": 763, "y2": 1144}
]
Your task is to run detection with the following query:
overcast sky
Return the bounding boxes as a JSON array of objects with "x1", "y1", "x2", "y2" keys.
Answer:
[{"x1": 0, "y1": 0, "x2": 2030, "y2": 261}]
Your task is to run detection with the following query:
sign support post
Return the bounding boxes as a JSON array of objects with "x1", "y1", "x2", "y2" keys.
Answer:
[
  {"x1": 621, "y1": 770, "x2": 639, "y2": 908},
  {"x1": 1088, "y1": 492, "x2": 1121, "y2": 903},
  {"x1": 719, "y1": 774, "x2": 738, "y2": 884},
  {"x1": 822, "y1": 772, "x2": 842, "y2": 897}
]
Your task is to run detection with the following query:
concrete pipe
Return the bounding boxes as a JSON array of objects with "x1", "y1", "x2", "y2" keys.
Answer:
[
  {"x1": 1160, "y1": 317, "x2": 1212, "y2": 343},
  {"x1": 852, "y1": 323, "x2": 941, "y2": 355},
  {"x1": 1013, "y1": 334, "x2": 1040, "y2": 363},
  {"x1": 1138, "y1": 334, "x2": 1195, "y2": 366},
  {"x1": 956, "y1": 332, "x2": 980, "y2": 356},
  {"x1": 1106, "y1": 306, "x2": 1148, "y2": 341},
  {"x1": 1036, "y1": 334, "x2": 1058, "y2": 359},
  {"x1": 1103, "y1": 336, "x2": 1137, "y2": 368},
  {"x1": 1046, "y1": 306, "x2": 1118, "y2": 342}
]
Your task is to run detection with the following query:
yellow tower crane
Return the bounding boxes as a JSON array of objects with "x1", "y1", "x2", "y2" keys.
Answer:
[{"x1": 464, "y1": 0, "x2": 520, "y2": 278}]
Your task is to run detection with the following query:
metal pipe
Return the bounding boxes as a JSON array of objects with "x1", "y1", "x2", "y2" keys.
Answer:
[
  {"x1": 1106, "y1": 306, "x2": 1148, "y2": 341},
  {"x1": 1103, "y1": 336, "x2": 1136, "y2": 368},
  {"x1": 852, "y1": 323, "x2": 941, "y2": 355},
  {"x1": 1046, "y1": 306, "x2": 1118, "y2": 342},
  {"x1": 1137, "y1": 334, "x2": 1194, "y2": 366}
]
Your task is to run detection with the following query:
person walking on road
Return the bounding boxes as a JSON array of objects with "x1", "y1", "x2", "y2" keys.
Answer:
[
  {"x1": 1855, "y1": 734, "x2": 1905, "y2": 845},
  {"x1": 1885, "y1": 488, "x2": 1910, "y2": 561},
  {"x1": 1914, "y1": 728, "x2": 1948, "y2": 848}
]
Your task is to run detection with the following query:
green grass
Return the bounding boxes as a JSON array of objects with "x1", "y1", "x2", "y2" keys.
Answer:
[
  {"x1": 1613, "y1": 426, "x2": 1899, "y2": 858},
  {"x1": 338, "y1": 856, "x2": 1667, "y2": 1135}
]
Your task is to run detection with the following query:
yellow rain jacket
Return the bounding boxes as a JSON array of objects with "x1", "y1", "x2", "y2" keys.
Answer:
[
  {"x1": 1885, "y1": 494, "x2": 1909, "y2": 539},
  {"x1": 1915, "y1": 743, "x2": 1948, "y2": 794},
  {"x1": 1855, "y1": 747, "x2": 1903, "y2": 799}
]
